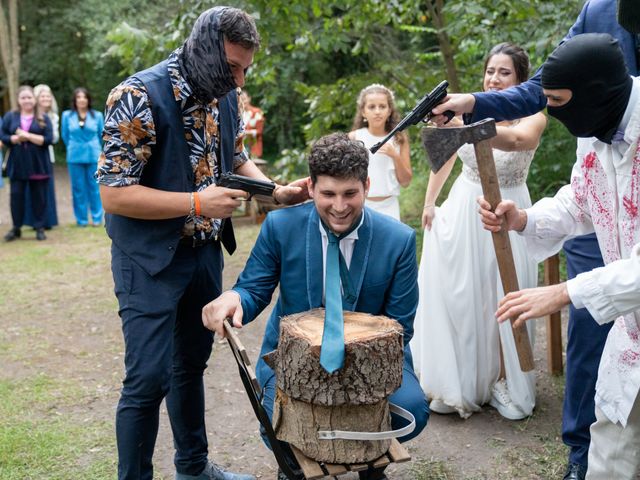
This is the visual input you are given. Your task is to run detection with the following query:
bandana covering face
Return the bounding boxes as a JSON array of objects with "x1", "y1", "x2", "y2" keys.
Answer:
[
  {"x1": 541, "y1": 33, "x2": 632, "y2": 144},
  {"x1": 179, "y1": 7, "x2": 237, "y2": 104}
]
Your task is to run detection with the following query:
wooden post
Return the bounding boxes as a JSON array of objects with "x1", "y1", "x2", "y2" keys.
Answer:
[{"x1": 544, "y1": 254, "x2": 564, "y2": 375}]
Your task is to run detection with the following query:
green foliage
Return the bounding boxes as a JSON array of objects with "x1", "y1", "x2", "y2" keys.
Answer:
[{"x1": 11, "y1": 0, "x2": 587, "y2": 203}]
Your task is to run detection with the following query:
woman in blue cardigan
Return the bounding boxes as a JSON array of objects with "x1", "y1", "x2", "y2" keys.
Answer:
[
  {"x1": 61, "y1": 87, "x2": 104, "y2": 226},
  {"x1": 1, "y1": 85, "x2": 53, "y2": 241}
]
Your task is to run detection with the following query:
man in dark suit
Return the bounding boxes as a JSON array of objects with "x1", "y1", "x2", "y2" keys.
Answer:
[{"x1": 203, "y1": 133, "x2": 429, "y2": 480}]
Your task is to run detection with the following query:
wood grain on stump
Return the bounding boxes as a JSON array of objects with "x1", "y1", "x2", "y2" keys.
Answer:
[
  {"x1": 263, "y1": 309, "x2": 404, "y2": 463},
  {"x1": 263, "y1": 309, "x2": 404, "y2": 406}
]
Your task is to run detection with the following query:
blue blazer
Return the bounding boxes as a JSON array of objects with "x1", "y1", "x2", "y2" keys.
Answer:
[
  {"x1": 61, "y1": 109, "x2": 104, "y2": 164},
  {"x1": 233, "y1": 202, "x2": 419, "y2": 390},
  {"x1": 471, "y1": 0, "x2": 638, "y2": 123}
]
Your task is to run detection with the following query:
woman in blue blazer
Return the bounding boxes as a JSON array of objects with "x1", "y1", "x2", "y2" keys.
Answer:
[
  {"x1": 61, "y1": 87, "x2": 104, "y2": 226},
  {"x1": 1, "y1": 85, "x2": 53, "y2": 241}
]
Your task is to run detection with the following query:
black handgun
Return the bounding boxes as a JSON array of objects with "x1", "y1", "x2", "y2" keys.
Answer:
[
  {"x1": 217, "y1": 173, "x2": 276, "y2": 200},
  {"x1": 370, "y1": 80, "x2": 455, "y2": 154}
]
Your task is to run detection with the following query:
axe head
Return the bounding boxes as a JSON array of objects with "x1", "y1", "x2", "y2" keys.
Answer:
[{"x1": 421, "y1": 118, "x2": 497, "y2": 173}]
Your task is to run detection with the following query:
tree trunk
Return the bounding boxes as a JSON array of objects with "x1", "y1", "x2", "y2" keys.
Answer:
[
  {"x1": 0, "y1": 0, "x2": 20, "y2": 110},
  {"x1": 264, "y1": 309, "x2": 404, "y2": 463},
  {"x1": 425, "y1": 0, "x2": 460, "y2": 92},
  {"x1": 273, "y1": 388, "x2": 391, "y2": 464},
  {"x1": 263, "y1": 309, "x2": 404, "y2": 406}
]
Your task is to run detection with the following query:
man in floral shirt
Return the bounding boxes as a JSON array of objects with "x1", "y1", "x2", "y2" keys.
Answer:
[
  {"x1": 97, "y1": 7, "x2": 306, "y2": 480},
  {"x1": 479, "y1": 34, "x2": 640, "y2": 479}
]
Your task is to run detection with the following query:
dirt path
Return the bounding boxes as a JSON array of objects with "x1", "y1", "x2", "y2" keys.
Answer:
[{"x1": 1, "y1": 165, "x2": 569, "y2": 479}]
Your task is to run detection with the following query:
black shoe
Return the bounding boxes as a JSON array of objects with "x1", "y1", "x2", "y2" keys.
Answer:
[
  {"x1": 563, "y1": 463, "x2": 586, "y2": 480},
  {"x1": 36, "y1": 229, "x2": 46, "y2": 241},
  {"x1": 4, "y1": 227, "x2": 21, "y2": 242},
  {"x1": 359, "y1": 467, "x2": 388, "y2": 480}
]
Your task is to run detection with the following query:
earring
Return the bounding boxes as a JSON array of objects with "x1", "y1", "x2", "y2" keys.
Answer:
[{"x1": 363, "y1": 117, "x2": 368, "y2": 124}]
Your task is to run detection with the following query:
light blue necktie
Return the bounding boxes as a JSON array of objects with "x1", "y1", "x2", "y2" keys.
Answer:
[{"x1": 320, "y1": 228, "x2": 345, "y2": 373}]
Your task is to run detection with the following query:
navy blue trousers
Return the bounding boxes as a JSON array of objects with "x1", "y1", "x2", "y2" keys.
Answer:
[
  {"x1": 10, "y1": 178, "x2": 48, "y2": 229},
  {"x1": 562, "y1": 234, "x2": 612, "y2": 467},
  {"x1": 111, "y1": 242, "x2": 223, "y2": 480}
]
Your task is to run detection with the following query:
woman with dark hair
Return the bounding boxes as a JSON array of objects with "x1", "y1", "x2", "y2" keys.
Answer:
[
  {"x1": 411, "y1": 43, "x2": 547, "y2": 420},
  {"x1": 348, "y1": 83, "x2": 412, "y2": 220},
  {"x1": 61, "y1": 87, "x2": 104, "y2": 226},
  {"x1": 1, "y1": 85, "x2": 53, "y2": 241}
]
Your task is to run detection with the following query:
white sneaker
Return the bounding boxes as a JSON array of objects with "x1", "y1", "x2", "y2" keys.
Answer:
[
  {"x1": 489, "y1": 379, "x2": 527, "y2": 420},
  {"x1": 429, "y1": 399, "x2": 457, "y2": 414}
]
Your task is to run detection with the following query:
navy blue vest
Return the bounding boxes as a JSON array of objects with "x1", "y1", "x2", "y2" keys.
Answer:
[{"x1": 105, "y1": 60, "x2": 238, "y2": 276}]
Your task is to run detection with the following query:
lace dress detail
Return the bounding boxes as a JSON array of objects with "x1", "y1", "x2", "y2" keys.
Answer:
[{"x1": 458, "y1": 143, "x2": 535, "y2": 188}]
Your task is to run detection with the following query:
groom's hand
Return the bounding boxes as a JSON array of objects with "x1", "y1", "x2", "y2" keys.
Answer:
[{"x1": 202, "y1": 290, "x2": 243, "y2": 338}]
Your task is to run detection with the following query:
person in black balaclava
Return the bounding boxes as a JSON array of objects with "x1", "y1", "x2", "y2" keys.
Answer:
[
  {"x1": 97, "y1": 6, "x2": 309, "y2": 480},
  {"x1": 541, "y1": 33, "x2": 633, "y2": 143},
  {"x1": 477, "y1": 32, "x2": 640, "y2": 480}
]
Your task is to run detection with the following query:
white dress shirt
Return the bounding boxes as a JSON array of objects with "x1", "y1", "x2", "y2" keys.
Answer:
[{"x1": 521, "y1": 77, "x2": 640, "y2": 426}]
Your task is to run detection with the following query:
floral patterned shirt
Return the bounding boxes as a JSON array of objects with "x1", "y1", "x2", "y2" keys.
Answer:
[{"x1": 97, "y1": 49, "x2": 249, "y2": 242}]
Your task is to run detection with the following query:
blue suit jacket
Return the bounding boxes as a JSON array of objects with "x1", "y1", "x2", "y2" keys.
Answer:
[
  {"x1": 471, "y1": 0, "x2": 638, "y2": 123},
  {"x1": 233, "y1": 202, "x2": 419, "y2": 390}
]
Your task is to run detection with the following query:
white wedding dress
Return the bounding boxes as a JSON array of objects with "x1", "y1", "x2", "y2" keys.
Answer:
[{"x1": 411, "y1": 142, "x2": 538, "y2": 419}]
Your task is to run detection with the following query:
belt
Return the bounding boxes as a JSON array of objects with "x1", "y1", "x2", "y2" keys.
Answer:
[{"x1": 178, "y1": 236, "x2": 219, "y2": 248}]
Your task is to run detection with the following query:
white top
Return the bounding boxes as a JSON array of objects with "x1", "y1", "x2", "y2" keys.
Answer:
[
  {"x1": 353, "y1": 128, "x2": 401, "y2": 197},
  {"x1": 521, "y1": 77, "x2": 640, "y2": 426}
]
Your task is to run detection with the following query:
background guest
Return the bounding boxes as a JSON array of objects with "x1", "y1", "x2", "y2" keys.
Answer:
[
  {"x1": 0, "y1": 85, "x2": 53, "y2": 241},
  {"x1": 24, "y1": 84, "x2": 60, "y2": 229},
  {"x1": 240, "y1": 90, "x2": 264, "y2": 158},
  {"x1": 348, "y1": 83, "x2": 412, "y2": 221},
  {"x1": 61, "y1": 87, "x2": 104, "y2": 227}
]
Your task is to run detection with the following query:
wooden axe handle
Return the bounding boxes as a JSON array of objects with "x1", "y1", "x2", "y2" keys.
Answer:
[{"x1": 474, "y1": 139, "x2": 535, "y2": 372}]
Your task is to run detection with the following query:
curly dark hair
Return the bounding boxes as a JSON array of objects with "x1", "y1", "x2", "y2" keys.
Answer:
[
  {"x1": 219, "y1": 7, "x2": 261, "y2": 50},
  {"x1": 308, "y1": 133, "x2": 369, "y2": 184}
]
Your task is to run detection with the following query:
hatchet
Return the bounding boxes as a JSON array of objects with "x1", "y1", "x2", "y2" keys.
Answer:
[{"x1": 421, "y1": 118, "x2": 535, "y2": 372}]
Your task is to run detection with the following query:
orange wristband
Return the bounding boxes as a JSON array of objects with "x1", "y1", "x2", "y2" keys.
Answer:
[{"x1": 194, "y1": 191, "x2": 201, "y2": 216}]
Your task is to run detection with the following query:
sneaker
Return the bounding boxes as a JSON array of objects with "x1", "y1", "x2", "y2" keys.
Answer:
[
  {"x1": 429, "y1": 399, "x2": 457, "y2": 414},
  {"x1": 489, "y1": 379, "x2": 527, "y2": 420},
  {"x1": 4, "y1": 227, "x2": 20, "y2": 242},
  {"x1": 176, "y1": 461, "x2": 256, "y2": 480}
]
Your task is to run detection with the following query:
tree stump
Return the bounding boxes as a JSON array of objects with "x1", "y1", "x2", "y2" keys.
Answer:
[{"x1": 263, "y1": 309, "x2": 404, "y2": 463}]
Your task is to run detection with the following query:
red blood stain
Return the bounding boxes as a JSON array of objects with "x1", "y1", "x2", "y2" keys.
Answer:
[
  {"x1": 623, "y1": 196, "x2": 638, "y2": 218},
  {"x1": 620, "y1": 349, "x2": 640, "y2": 366}
]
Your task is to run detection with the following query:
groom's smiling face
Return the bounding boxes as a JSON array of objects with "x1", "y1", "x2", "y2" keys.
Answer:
[{"x1": 309, "y1": 175, "x2": 370, "y2": 235}]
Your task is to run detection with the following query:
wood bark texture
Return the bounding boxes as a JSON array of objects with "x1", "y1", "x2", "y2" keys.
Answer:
[
  {"x1": 263, "y1": 309, "x2": 404, "y2": 406},
  {"x1": 273, "y1": 388, "x2": 392, "y2": 464}
]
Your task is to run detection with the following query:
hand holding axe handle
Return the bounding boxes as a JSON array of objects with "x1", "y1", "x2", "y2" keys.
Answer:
[{"x1": 421, "y1": 119, "x2": 535, "y2": 372}]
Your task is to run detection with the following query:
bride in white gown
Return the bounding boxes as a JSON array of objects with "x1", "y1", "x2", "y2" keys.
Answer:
[{"x1": 411, "y1": 43, "x2": 547, "y2": 420}]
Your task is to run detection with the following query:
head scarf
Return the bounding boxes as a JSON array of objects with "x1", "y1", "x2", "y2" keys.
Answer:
[
  {"x1": 618, "y1": 0, "x2": 640, "y2": 34},
  {"x1": 541, "y1": 33, "x2": 632, "y2": 144},
  {"x1": 179, "y1": 7, "x2": 237, "y2": 104}
]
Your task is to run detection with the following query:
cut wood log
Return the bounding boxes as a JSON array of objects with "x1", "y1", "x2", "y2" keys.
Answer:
[
  {"x1": 273, "y1": 388, "x2": 392, "y2": 464},
  {"x1": 263, "y1": 309, "x2": 404, "y2": 406}
]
